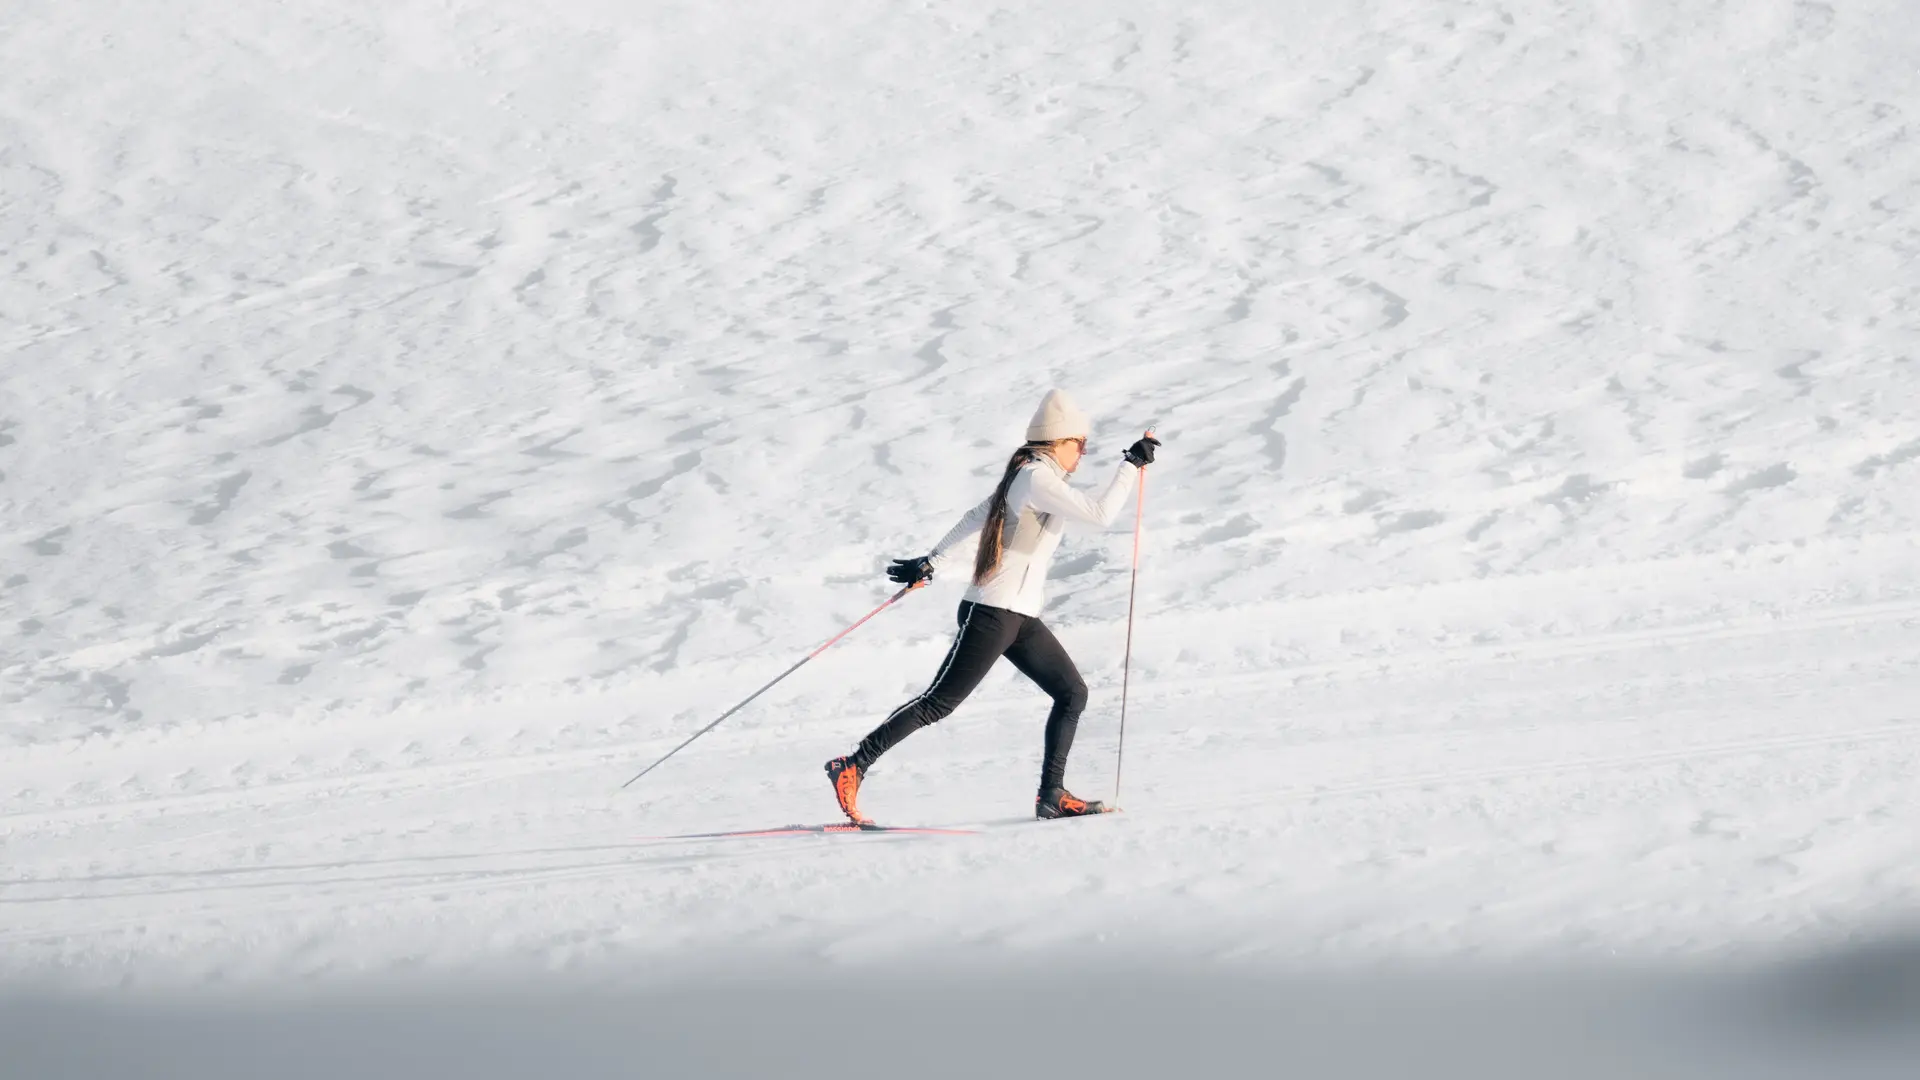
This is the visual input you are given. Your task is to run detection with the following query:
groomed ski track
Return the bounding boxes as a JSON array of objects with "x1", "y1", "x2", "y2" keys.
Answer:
[{"x1": 5, "y1": 538, "x2": 1918, "y2": 977}]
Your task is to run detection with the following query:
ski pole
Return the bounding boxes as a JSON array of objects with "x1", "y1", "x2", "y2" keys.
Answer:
[
  {"x1": 1113, "y1": 428, "x2": 1152, "y2": 805},
  {"x1": 620, "y1": 581, "x2": 925, "y2": 789}
]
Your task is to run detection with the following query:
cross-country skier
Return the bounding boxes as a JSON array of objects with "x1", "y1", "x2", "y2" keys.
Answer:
[{"x1": 825, "y1": 389, "x2": 1160, "y2": 824}]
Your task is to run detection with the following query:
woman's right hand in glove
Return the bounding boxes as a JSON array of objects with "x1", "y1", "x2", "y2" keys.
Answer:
[{"x1": 886, "y1": 555, "x2": 935, "y2": 586}]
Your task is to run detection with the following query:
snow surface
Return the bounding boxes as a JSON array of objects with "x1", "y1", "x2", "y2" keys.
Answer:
[{"x1": 4, "y1": 0, "x2": 1920, "y2": 1073}]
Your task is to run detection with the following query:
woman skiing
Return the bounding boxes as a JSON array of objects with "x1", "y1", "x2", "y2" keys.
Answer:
[{"x1": 825, "y1": 389, "x2": 1160, "y2": 824}]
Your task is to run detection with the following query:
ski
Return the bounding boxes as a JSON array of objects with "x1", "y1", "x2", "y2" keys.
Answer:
[
  {"x1": 643, "y1": 822, "x2": 979, "y2": 841},
  {"x1": 641, "y1": 808, "x2": 1122, "y2": 844}
]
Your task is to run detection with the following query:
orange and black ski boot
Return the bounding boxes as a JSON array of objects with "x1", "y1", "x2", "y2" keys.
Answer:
[
  {"x1": 1036, "y1": 786, "x2": 1110, "y2": 819},
  {"x1": 825, "y1": 756, "x2": 872, "y2": 825}
]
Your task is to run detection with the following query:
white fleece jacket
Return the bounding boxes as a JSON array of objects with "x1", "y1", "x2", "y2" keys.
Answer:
[{"x1": 924, "y1": 455, "x2": 1139, "y2": 617}]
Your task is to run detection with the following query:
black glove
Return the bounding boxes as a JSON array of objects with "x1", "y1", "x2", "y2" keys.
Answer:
[
  {"x1": 1123, "y1": 435, "x2": 1161, "y2": 467},
  {"x1": 886, "y1": 555, "x2": 935, "y2": 586}
]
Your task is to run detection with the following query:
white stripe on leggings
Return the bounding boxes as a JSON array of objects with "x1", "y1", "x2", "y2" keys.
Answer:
[{"x1": 880, "y1": 602, "x2": 980, "y2": 727}]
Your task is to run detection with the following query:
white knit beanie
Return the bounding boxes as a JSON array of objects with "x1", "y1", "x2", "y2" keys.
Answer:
[{"x1": 1025, "y1": 389, "x2": 1091, "y2": 443}]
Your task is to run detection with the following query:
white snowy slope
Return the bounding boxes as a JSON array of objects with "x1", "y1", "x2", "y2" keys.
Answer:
[{"x1": 3, "y1": 0, "x2": 1920, "y2": 1065}]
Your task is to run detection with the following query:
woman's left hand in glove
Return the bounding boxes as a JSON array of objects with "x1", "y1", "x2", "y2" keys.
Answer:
[{"x1": 1123, "y1": 435, "x2": 1161, "y2": 467}]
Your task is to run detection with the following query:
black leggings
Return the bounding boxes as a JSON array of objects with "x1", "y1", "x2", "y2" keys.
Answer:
[{"x1": 854, "y1": 601, "x2": 1089, "y2": 792}]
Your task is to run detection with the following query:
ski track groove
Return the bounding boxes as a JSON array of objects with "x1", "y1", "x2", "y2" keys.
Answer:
[{"x1": 1160, "y1": 721, "x2": 1920, "y2": 816}]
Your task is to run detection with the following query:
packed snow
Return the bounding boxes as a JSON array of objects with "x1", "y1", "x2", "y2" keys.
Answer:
[{"x1": 3, "y1": 0, "x2": 1919, "y2": 1074}]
